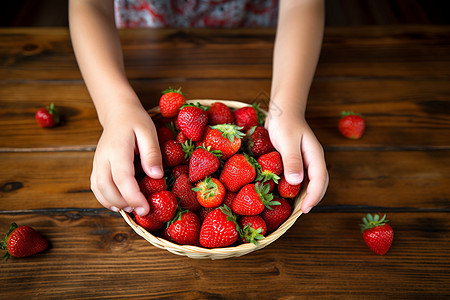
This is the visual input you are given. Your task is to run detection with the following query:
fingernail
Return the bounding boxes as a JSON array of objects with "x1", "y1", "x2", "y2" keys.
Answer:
[
  {"x1": 150, "y1": 166, "x2": 164, "y2": 178},
  {"x1": 134, "y1": 207, "x2": 146, "y2": 216},
  {"x1": 302, "y1": 206, "x2": 312, "y2": 214},
  {"x1": 287, "y1": 173, "x2": 303, "y2": 185},
  {"x1": 110, "y1": 206, "x2": 120, "y2": 212},
  {"x1": 123, "y1": 206, "x2": 133, "y2": 213}
]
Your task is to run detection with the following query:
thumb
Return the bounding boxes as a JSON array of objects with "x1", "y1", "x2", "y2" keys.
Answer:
[
  {"x1": 276, "y1": 139, "x2": 304, "y2": 186},
  {"x1": 135, "y1": 126, "x2": 164, "y2": 179}
]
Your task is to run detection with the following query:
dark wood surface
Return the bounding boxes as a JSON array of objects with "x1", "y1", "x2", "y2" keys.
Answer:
[{"x1": 0, "y1": 27, "x2": 449, "y2": 299}]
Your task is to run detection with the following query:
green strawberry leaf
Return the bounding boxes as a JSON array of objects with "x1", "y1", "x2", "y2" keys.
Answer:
[
  {"x1": 210, "y1": 124, "x2": 245, "y2": 143},
  {"x1": 360, "y1": 213, "x2": 389, "y2": 233},
  {"x1": 162, "y1": 86, "x2": 186, "y2": 97}
]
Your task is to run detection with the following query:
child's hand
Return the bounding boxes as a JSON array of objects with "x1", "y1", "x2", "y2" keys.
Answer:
[
  {"x1": 266, "y1": 112, "x2": 328, "y2": 213},
  {"x1": 90, "y1": 103, "x2": 163, "y2": 216}
]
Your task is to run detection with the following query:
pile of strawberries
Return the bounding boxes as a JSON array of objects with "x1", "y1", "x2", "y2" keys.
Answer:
[{"x1": 132, "y1": 88, "x2": 302, "y2": 249}]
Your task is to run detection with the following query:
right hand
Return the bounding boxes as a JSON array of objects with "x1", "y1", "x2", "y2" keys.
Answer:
[{"x1": 90, "y1": 102, "x2": 163, "y2": 216}]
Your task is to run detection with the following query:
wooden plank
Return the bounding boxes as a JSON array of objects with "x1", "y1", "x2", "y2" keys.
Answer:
[
  {"x1": 1, "y1": 150, "x2": 448, "y2": 211},
  {"x1": 0, "y1": 212, "x2": 448, "y2": 298},
  {"x1": 1, "y1": 78, "x2": 449, "y2": 150},
  {"x1": 1, "y1": 27, "x2": 449, "y2": 81}
]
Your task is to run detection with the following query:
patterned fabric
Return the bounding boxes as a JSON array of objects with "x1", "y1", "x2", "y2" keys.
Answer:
[{"x1": 115, "y1": 0, "x2": 278, "y2": 28}]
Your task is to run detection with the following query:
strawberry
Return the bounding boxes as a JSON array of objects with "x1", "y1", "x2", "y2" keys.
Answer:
[
  {"x1": 223, "y1": 191, "x2": 237, "y2": 208},
  {"x1": 162, "y1": 140, "x2": 186, "y2": 168},
  {"x1": 146, "y1": 190, "x2": 178, "y2": 222},
  {"x1": 207, "y1": 102, "x2": 235, "y2": 125},
  {"x1": 177, "y1": 103, "x2": 208, "y2": 141},
  {"x1": 219, "y1": 153, "x2": 258, "y2": 192},
  {"x1": 233, "y1": 103, "x2": 263, "y2": 131},
  {"x1": 205, "y1": 124, "x2": 245, "y2": 160},
  {"x1": 239, "y1": 215, "x2": 267, "y2": 245},
  {"x1": 171, "y1": 174, "x2": 201, "y2": 212},
  {"x1": 167, "y1": 210, "x2": 201, "y2": 246},
  {"x1": 157, "y1": 125, "x2": 175, "y2": 146},
  {"x1": 197, "y1": 207, "x2": 216, "y2": 222},
  {"x1": 256, "y1": 179, "x2": 275, "y2": 193},
  {"x1": 2, "y1": 223, "x2": 48, "y2": 260},
  {"x1": 261, "y1": 198, "x2": 292, "y2": 232},
  {"x1": 134, "y1": 212, "x2": 163, "y2": 231},
  {"x1": 193, "y1": 177, "x2": 226, "y2": 208},
  {"x1": 138, "y1": 176, "x2": 167, "y2": 198},
  {"x1": 35, "y1": 103, "x2": 60, "y2": 128},
  {"x1": 199, "y1": 206, "x2": 240, "y2": 248},
  {"x1": 339, "y1": 111, "x2": 365, "y2": 139},
  {"x1": 171, "y1": 164, "x2": 189, "y2": 178},
  {"x1": 360, "y1": 213, "x2": 394, "y2": 255},
  {"x1": 277, "y1": 174, "x2": 301, "y2": 198},
  {"x1": 188, "y1": 146, "x2": 221, "y2": 183},
  {"x1": 176, "y1": 131, "x2": 189, "y2": 145},
  {"x1": 257, "y1": 151, "x2": 283, "y2": 183},
  {"x1": 232, "y1": 182, "x2": 279, "y2": 216},
  {"x1": 246, "y1": 126, "x2": 275, "y2": 157},
  {"x1": 159, "y1": 87, "x2": 186, "y2": 118}
]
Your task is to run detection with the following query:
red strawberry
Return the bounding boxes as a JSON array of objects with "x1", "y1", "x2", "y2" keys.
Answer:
[
  {"x1": 193, "y1": 177, "x2": 226, "y2": 208},
  {"x1": 176, "y1": 131, "x2": 189, "y2": 144},
  {"x1": 177, "y1": 103, "x2": 208, "y2": 141},
  {"x1": 339, "y1": 111, "x2": 365, "y2": 139},
  {"x1": 35, "y1": 103, "x2": 60, "y2": 128},
  {"x1": 199, "y1": 206, "x2": 240, "y2": 248},
  {"x1": 197, "y1": 207, "x2": 216, "y2": 222},
  {"x1": 134, "y1": 212, "x2": 163, "y2": 231},
  {"x1": 233, "y1": 104, "x2": 263, "y2": 131},
  {"x1": 219, "y1": 153, "x2": 258, "y2": 192},
  {"x1": 205, "y1": 124, "x2": 244, "y2": 160},
  {"x1": 168, "y1": 210, "x2": 201, "y2": 246},
  {"x1": 157, "y1": 125, "x2": 175, "y2": 146},
  {"x1": 277, "y1": 174, "x2": 301, "y2": 198},
  {"x1": 138, "y1": 176, "x2": 167, "y2": 198},
  {"x1": 146, "y1": 190, "x2": 178, "y2": 222},
  {"x1": 2, "y1": 223, "x2": 48, "y2": 260},
  {"x1": 261, "y1": 198, "x2": 292, "y2": 232},
  {"x1": 171, "y1": 174, "x2": 201, "y2": 212},
  {"x1": 195, "y1": 126, "x2": 212, "y2": 148},
  {"x1": 159, "y1": 87, "x2": 186, "y2": 118},
  {"x1": 257, "y1": 151, "x2": 283, "y2": 183},
  {"x1": 239, "y1": 215, "x2": 267, "y2": 245},
  {"x1": 223, "y1": 191, "x2": 237, "y2": 208},
  {"x1": 162, "y1": 140, "x2": 186, "y2": 168},
  {"x1": 188, "y1": 146, "x2": 221, "y2": 183},
  {"x1": 255, "y1": 179, "x2": 275, "y2": 193},
  {"x1": 207, "y1": 102, "x2": 235, "y2": 125},
  {"x1": 232, "y1": 183, "x2": 279, "y2": 216},
  {"x1": 171, "y1": 164, "x2": 189, "y2": 178},
  {"x1": 360, "y1": 214, "x2": 394, "y2": 255},
  {"x1": 246, "y1": 126, "x2": 275, "y2": 157}
]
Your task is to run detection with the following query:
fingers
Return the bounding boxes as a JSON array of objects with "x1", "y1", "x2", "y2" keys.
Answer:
[{"x1": 135, "y1": 124, "x2": 164, "y2": 179}]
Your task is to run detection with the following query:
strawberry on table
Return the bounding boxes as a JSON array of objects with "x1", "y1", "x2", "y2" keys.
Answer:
[
  {"x1": 188, "y1": 146, "x2": 221, "y2": 183},
  {"x1": 261, "y1": 198, "x2": 292, "y2": 232},
  {"x1": 2, "y1": 223, "x2": 48, "y2": 260},
  {"x1": 219, "y1": 153, "x2": 258, "y2": 192},
  {"x1": 232, "y1": 182, "x2": 280, "y2": 216},
  {"x1": 171, "y1": 173, "x2": 201, "y2": 212},
  {"x1": 339, "y1": 111, "x2": 365, "y2": 139},
  {"x1": 205, "y1": 124, "x2": 245, "y2": 160},
  {"x1": 239, "y1": 215, "x2": 267, "y2": 245},
  {"x1": 199, "y1": 206, "x2": 240, "y2": 248},
  {"x1": 168, "y1": 210, "x2": 201, "y2": 246},
  {"x1": 35, "y1": 103, "x2": 60, "y2": 128},
  {"x1": 233, "y1": 103, "x2": 263, "y2": 131},
  {"x1": 207, "y1": 102, "x2": 235, "y2": 125},
  {"x1": 257, "y1": 151, "x2": 283, "y2": 183},
  {"x1": 245, "y1": 126, "x2": 275, "y2": 157},
  {"x1": 177, "y1": 103, "x2": 208, "y2": 141},
  {"x1": 360, "y1": 213, "x2": 394, "y2": 255},
  {"x1": 277, "y1": 174, "x2": 301, "y2": 198},
  {"x1": 193, "y1": 177, "x2": 226, "y2": 208},
  {"x1": 138, "y1": 176, "x2": 167, "y2": 198},
  {"x1": 159, "y1": 87, "x2": 186, "y2": 118}
]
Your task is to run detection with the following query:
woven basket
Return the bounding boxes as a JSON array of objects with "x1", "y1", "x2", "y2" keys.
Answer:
[{"x1": 120, "y1": 99, "x2": 306, "y2": 259}]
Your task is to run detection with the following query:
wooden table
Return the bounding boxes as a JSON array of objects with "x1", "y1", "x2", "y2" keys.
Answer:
[{"x1": 1, "y1": 26, "x2": 449, "y2": 298}]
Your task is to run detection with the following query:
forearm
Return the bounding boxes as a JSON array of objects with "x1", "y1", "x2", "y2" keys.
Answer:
[
  {"x1": 69, "y1": 0, "x2": 141, "y2": 126},
  {"x1": 270, "y1": 0, "x2": 324, "y2": 116}
]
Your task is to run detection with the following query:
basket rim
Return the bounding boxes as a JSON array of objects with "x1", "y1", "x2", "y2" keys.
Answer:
[{"x1": 120, "y1": 99, "x2": 306, "y2": 259}]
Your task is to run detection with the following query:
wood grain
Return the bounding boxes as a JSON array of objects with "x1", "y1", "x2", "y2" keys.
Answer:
[
  {"x1": 1, "y1": 27, "x2": 449, "y2": 81},
  {"x1": 1, "y1": 150, "x2": 448, "y2": 211},
  {"x1": 0, "y1": 212, "x2": 448, "y2": 298}
]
